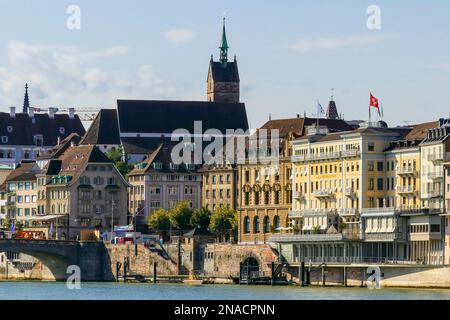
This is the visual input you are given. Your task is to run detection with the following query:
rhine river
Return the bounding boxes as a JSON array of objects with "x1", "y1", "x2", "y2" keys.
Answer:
[{"x1": 0, "y1": 282, "x2": 450, "y2": 300}]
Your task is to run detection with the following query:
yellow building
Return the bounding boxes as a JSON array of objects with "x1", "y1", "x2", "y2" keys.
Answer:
[
  {"x1": 272, "y1": 120, "x2": 449, "y2": 266},
  {"x1": 200, "y1": 162, "x2": 237, "y2": 211},
  {"x1": 237, "y1": 116, "x2": 353, "y2": 244}
]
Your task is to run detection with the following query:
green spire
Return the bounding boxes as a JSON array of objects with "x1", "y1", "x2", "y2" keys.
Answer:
[{"x1": 219, "y1": 17, "x2": 229, "y2": 66}]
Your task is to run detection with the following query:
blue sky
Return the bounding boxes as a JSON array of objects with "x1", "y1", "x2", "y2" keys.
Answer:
[{"x1": 0, "y1": 0, "x2": 449, "y2": 128}]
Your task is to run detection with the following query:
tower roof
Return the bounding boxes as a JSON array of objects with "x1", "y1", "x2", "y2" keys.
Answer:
[
  {"x1": 220, "y1": 17, "x2": 229, "y2": 50},
  {"x1": 326, "y1": 100, "x2": 339, "y2": 120},
  {"x1": 23, "y1": 83, "x2": 30, "y2": 113}
]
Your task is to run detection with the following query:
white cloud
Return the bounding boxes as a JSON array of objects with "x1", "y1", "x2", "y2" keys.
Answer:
[
  {"x1": 291, "y1": 35, "x2": 385, "y2": 53},
  {"x1": 164, "y1": 29, "x2": 196, "y2": 45},
  {"x1": 0, "y1": 41, "x2": 177, "y2": 111}
]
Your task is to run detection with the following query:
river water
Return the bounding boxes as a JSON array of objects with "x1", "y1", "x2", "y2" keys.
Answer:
[{"x1": 0, "y1": 282, "x2": 449, "y2": 300}]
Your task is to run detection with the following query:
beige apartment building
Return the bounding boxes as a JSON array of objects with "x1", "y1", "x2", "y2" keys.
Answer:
[
  {"x1": 200, "y1": 162, "x2": 238, "y2": 211},
  {"x1": 128, "y1": 144, "x2": 202, "y2": 231},
  {"x1": 4, "y1": 145, "x2": 129, "y2": 239}
]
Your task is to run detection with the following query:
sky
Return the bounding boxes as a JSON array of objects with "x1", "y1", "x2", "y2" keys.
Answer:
[{"x1": 0, "y1": 0, "x2": 449, "y2": 128}]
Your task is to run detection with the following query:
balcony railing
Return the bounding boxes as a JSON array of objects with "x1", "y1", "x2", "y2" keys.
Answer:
[
  {"x1": 292, "y1": 150, "x2": 360, "y2": 162},
  {"x1": 397, "y1": 167, "x2": 417, "y2": 175},
  {"x1": 427, "y1": 172, "x2": 443, "y2": 180},
  {"x1": 313, "y1": 189, "x2": 334, "y2": 198},
  {"x1": 289, "y1": 208, "x2": 337, "y2": 218},
  {"x1": 422, "y1": 191, "x2": 443, "y2": 199},
  {"x1": 396, "y1": 185, "x2": 417, "y2": 194},
  {"x1": 344, "y1": 188, "x2": 356, "y2": 197},
  {"x1": 338, "y1": 208, "x2": 359, "y2": 216},
  {"x1": 293, "y1": 191, "x2": 304, "y2": 200},
  {"x1": 361, "y1": 207, "x2": 396, "y2": 214},
  {"x1": 428, "y1": 154, "x2": 444, "y2": 162}
]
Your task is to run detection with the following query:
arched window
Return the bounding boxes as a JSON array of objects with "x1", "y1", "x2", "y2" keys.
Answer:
[
  {"x1": 243, "y1": 216, "x2": 250, "y2": 234},
  {"x1": 253, "y1": 216, "x2": 260, "y2": 234},
  {"x1": 263, "y1": 216, "x2": 270, "y2": 233},
  {"x1": 274, "y1": 215, "x2": 281, "y2": 230}
]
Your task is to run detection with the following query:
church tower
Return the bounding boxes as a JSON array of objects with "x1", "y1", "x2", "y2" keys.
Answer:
[
  {"x1": 207, "y1": 18, "x2": 240, "y2": 103},
  {"x1": 23, "y1": 83, "x2": 30, "y2": 113},
  {"x1": 326, "y1": 89, "x2": 339, "y2": 120}
]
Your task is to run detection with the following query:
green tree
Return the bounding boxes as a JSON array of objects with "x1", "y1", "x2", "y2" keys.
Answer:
[
  {"x1": 209, "y1": 206, "x2": 238, "y2": 239},
  {"x1": 169, "y1": 201, "x2": 193, "y2": 230},
  {"x1": 190, "y1": 207, "x2": 211, "y2": 229},
  {"x1": 147, "y1": 209, "x2": 170, "y2": 232},
  {"x1": 106, "y1": 146, "x2": 134, "y2": 178}
]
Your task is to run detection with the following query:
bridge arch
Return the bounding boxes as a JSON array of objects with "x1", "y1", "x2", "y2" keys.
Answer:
[{"x1": 0, "y1": 240, "x2": 80, "y2": 280}]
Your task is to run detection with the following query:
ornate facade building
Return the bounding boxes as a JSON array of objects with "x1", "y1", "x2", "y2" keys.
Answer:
[{"x1": 237, "y1": 115, "x2": 353, "y2": 244}]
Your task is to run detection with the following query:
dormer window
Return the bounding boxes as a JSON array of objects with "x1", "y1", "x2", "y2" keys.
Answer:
[
  {"x1": 1, "y1": 136, "x2": 8, "y2": 143},
  {"x1": 170, "y1": 163, "x2": 179, "y2": 170},
  {"x1": 33, "y1": 135, "x2": 43, "y2": 146},
  {"x1": 153, "y1": 162, "x2": 163, "y2": 170},
  {"x1": 7, "y1": 126, "x2": 13, "y2": 133},
  {"x1": 59, "y1": 127, "x2": 65, "y2": 134}
]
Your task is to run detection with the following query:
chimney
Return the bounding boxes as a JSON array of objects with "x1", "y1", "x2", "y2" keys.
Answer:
[
  {"x1": 48, "y1": 107, "x2": 57, "y2": 119},
  {"x1": 9, "y1": 107, "x2": 16, "y2": 118},
  {"x1": 28, "y1": 107, "x2": 34, "y2": 118},
  {"x1": 68, "y1": 107, "x2": 75, "y2": 119}
]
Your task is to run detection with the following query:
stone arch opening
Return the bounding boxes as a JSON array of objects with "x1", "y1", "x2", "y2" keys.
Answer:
[{"x1": 240, "y1": 256, "x2": 260, "y2": 280}]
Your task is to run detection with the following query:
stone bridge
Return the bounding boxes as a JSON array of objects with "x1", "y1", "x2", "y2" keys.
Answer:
[{"x1": 0, "y1": 239, "x2": 115, "y2": 281}]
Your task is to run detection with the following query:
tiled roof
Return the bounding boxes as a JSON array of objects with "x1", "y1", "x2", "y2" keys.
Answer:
[
  {"x1": 4, "y1": 161, "x2": 40, "y2": 182},
  {"x1": 404, "y1": 121, "x2": 439, "y2": 141},
  {"x1": 37, "y1": 133, "x2": 82, "y2": 160},
  {"x1": 0, "y1": 112, "x2": 85, "y2": 147},
  {"x1": 261, "y1": 117, "x2": 353, "y2": 138},
  {"x1": 80, "y1": 109, "x2": 120, "y2": 146},
  {"x1": 117, "y1": 100, "x2": 248, "y2": 134},
  {"x1": 129, "y1": 144, "x2": 199, "y2": 176}
]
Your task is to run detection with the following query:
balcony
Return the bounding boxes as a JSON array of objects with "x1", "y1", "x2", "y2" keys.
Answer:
[
  {"x1": 428, "y1": 154, "x2": 444, "y2": 163},
  {"x1": 270, "y1": 233, "x2": 345, "y2": 243},
  {"x1": 397, "y1": 167, "x2": 417, "y2": 175},
  {"x1": 341, "y1": 150, "x2": 361, "y2": 158},
  {"x1": 313, "y1": 189, "x2": 334, "y2": 198},
  {"x1": 344, "y1": 187, "x2": 356, "y2": 197},
  {"x1": 423, "y1": 191, "x2": 443, "y2": 199},
  {"x1": 293, "y1": 191, "x2": 304, "y2": 200},
  {"x1": 292, "y1": 150, "x2": 360, "y2": 163},
  {"x1": 396, "y1": 185, "x2": 417, "y2": 194},
  {"x1": 361, "y1": 207, "x2": 396, "y2": 215},
  {"x1": 338, "y1": 208, "x2": 359, "y2": 216},
  {"x1": 427, "y1": 172, "x2": 443, "y2": 181},
  {"x1": 289, "y1": 208, "x2": 337, "y2": 218}
]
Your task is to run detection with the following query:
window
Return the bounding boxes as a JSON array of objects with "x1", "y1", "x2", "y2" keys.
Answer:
[
  {"x1": 377, "y1": 178, "x2": 384, "y2": 191},
  {"x1": 59, "y1": 127, "x2": 65, "y2": 134},
  {"x1": 274, "y1": 215, "x2": 281, "y2": 230},
  {"x1": 377, "y1": 162, "x2": 384, "y2": 172},
  {"x1": 368, "y1": 178, "x2": 374, "y2": 191},
  {"x1": 368, "y1": 142, "x2": 375, "y2": 152},
  {"x1": 253, "y1": 216, "x2": 260, "y2": 234},
  {"x1": 263, "y1": 216, "x2": 270, "y2": 233},
  {"x1": 243, "y1": 217, "x2": 250, "y2": 234},
  {"x1": 367, "y1": 161, "x2": 374, "y2": 172}
]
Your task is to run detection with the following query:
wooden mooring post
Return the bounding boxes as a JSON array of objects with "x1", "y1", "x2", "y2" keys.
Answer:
[{"x1": 153, "y1": 262, "x2": 157, "y2": 284}]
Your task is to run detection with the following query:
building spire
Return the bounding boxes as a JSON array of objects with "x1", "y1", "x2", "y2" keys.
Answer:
[
  {"x1": 219, "y1": 16, "x2": 229, "y2": 66},
  {"x1": 23, "y1": 83, "x2": 30, "y2": 113}
]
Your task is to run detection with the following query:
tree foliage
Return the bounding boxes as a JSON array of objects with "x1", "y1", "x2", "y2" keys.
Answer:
[
  {"x1": 169, "y1": 201, "x2": 193, "y2": 230},
  {"x1": 106, "y1": 146, "x2": 134, "y2": 178},
  {"x1": 190, "y1": 207, "x2": 211, "y2": 229},
  {"x1": 209, "y1": 206, "x2": 238, "y2": 236},
  {"x1": 147, "y1": 208, "x2": 170, "y2": 232}
]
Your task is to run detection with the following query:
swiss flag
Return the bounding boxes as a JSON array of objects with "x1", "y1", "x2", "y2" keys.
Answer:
[{"x1": 370, "y1": 93, "x2": 379, "y2": 109}]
